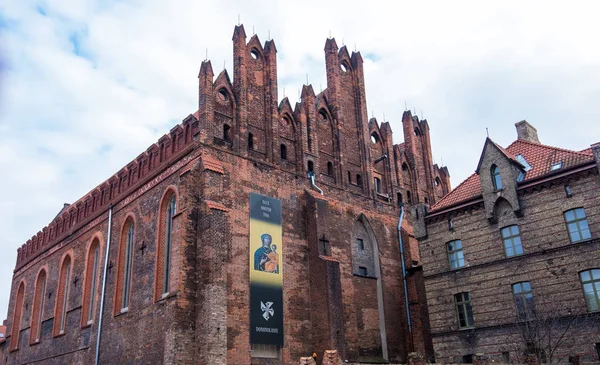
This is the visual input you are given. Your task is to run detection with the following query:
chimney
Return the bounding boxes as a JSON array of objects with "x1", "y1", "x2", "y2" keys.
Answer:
[{"x1": 515, "y1": 120, "x2": 540, "y2": 144}]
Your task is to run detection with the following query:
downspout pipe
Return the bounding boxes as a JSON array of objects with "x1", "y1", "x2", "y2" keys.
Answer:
[
  {"x1": 308, "y1": 172, "x2": 323, "y2": 195},
  {"x1": 397, "y1": 203, "x2": 413, "y2": 351},
  {"x1": 95, "y1": 205, "x2": 113, "y2": 365}
]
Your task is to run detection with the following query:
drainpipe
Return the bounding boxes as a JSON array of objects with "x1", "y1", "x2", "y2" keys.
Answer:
[
  {"x1": 308, "y1": 172, "x2": 323, "y2": 195},
  {"x1": 397, "y1": 203, "x2": 414, "y2": 351},
  {"x1": 95, "y1": 205, "x2": 113, "y2": 365}
]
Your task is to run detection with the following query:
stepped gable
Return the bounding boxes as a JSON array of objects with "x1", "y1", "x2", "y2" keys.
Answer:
[{"x1": 430, "y1": 139, "x2": 596, "y2": 213}]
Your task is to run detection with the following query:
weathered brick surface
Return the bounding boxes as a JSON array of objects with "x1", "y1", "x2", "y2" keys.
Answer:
[
  {"x1": 419, "y1": 133, "x2": 600, "y2": 363},
  {"x1": 2, "y1": 24, "x2": 449, "y2": 364}
]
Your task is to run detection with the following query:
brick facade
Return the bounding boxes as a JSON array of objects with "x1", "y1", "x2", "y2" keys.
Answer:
[
  {"x1": 415, "y1": 122, "x2": 600, "y2": 363},
  {"x1": 1, "y1": 25, "x2": 449, "y2": 365}
]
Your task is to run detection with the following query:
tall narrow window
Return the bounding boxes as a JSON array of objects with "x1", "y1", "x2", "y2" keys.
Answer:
[
  {"x1": 123, "y1": 224, "x2": 134, "y2": 309},
  {"x1": 502, "y1": 225, "x2": 523, "y2": 257},
  {"x1": 327, "y1": 161, "x2": 333, "y2": 176},
  {"x1": 307, "y1": 160, "x2": 314, "y2": 174},
  {"x1": 9, "y1": 281, "x2": 25, "y2": 351},
  {"x1": 512, "y1": 281, "x2": 534, "y2": 319},
  {"x1": 30, "y1": 270, "x2": 47, "y2": 343},
  {"x1": 356, "y1": 174, "x2": 362, "y2": 186},
  {"x1": 397, "y1": 192, "x2": 403, "y2": 205},
  {"x1": 447, "y1": 240, "x2": 465, "y2": 269},
  {"x1": 115, "y1": 219, "x2": 134, "y2": 314},
  {"x1": 82, "y1": 239, "x2": 100, "y2": 326},
  {"x1": 491, "y1": 165, "x2": 502, "y2": 190},
  {"x1": 280, "y1": 144, "x2": 287, "y2": 160},
  {"x1": 407, "y1": 190, "x2": 412, "y2": 204},
  {"x1": 248, "y1": 133, "x2": 254, "y2": 150},
  {"x1": 454, "y1": 292, "x2": 474, "y2": 328},
  {"x1": 579, "y1": 269, "x2": 600, "y2": 312},
  {"x1": 374, "y1": 177, "x2": 382, "y2": 193},
  {"x1": 54, "y1": 255, "x2": 72, "y2": 336},
  {"x1": 156, "y1": 192, "x2": 177, "y2": 301},
  {"x1": 164, "y1": 196, "x2": 176, "y2": 294},
  {"x1": 223, "y1": 124, "x2": 231, "y2": 142},
  {"x1": 564, "y1": 208, "x2": 591, "y2": 243},
  {"x1": 347, "y1": 171, "x2": 352, "y2": 183}
]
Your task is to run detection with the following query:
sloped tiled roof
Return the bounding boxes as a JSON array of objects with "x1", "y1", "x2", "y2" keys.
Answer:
[{"x1": 430, "y1": 139, "x2": 596, "y2": 213}]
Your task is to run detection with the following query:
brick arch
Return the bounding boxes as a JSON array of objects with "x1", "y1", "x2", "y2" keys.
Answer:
[
  {"x1": 81, "y1": 234, "x2": 103, "y2": 327},
  {"x1": 155, "y1": 186, "x2": 178, "y2": 301},
  {"x1": 30, "y1": 266, "x2": 48, "y2": 344},
  {"x1": 349, "y1": 213, "x2": 389, "y2": 361},
  {"x1": 53, "y1": 251, "x2": 73, "y2": 336},
  {"x1": 493, "y1": 197, "x2": 516, "y2": 226},
  {"x1": 114, "y1": 215, "x2": 136, "y2": 315},
  {"x1": 9, "y1": 279, "x2": 26, "y2": 351}
]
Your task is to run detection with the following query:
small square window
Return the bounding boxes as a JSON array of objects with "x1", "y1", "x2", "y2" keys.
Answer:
[
  {"x1": 358, "y1": 266, "x2": 368, "y2": 276},
  {"x1": 565, "y1": 185, "x2": 573, "y2": 197},
  {"x1": 357, "y1": 239, "x2": 364, "y2": 251}
]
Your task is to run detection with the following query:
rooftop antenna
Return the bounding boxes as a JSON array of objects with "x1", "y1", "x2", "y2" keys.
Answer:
[
  {"x1": 237, "y1": 14, "x2": 240, "y2": 26},
  {"x1": 486, "y1": 127, "x2": 489, "y2": 138}
]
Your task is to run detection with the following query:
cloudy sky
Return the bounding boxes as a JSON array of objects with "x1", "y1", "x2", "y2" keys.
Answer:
[{"x1": 1, "y1": 0, "x2": 599, "y2": 317}]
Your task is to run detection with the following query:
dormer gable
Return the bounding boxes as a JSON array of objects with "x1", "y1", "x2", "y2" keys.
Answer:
[{"x1": 476, "y1": 138, "x2": 524, "y2": 222}]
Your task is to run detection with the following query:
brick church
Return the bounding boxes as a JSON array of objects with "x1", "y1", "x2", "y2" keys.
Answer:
[{"x1": 0, "y1": 25, "x2": 450, "y2": 364}]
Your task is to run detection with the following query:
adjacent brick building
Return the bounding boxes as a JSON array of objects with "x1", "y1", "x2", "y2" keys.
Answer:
[
  {"x1": 414, "y1": 121, "x2": 600, "y2": 363},
  {"x1": 1, "y1": 25, "x2": 450, "y2": 365}
]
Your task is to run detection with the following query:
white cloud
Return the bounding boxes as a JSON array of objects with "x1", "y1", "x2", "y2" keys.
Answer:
[{"x1": 1, "y1": 0, "x2": 600, "y2": 318}]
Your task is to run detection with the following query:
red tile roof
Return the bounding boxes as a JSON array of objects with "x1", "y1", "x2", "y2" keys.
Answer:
[
  {"x1": 430, "y1": 139, "x2": 596, "y2": 213},
  {"x1": 202, "y1": 155, "x2": 225, "y2": 174},
  {"x1": 205, "y1": 200, "x2": 229, "y2": 212}
]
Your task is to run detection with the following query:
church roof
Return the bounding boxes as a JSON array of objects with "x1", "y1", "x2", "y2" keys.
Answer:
[{"x1": 429, "y1": 139, "x2": 596, "y2": 213}]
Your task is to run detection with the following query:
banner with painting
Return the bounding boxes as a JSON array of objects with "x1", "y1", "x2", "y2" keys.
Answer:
[{"x1": 249, "y1": 193, "x2": 283, "y2": 345}]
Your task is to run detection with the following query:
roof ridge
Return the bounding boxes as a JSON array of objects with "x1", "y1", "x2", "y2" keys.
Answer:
[{"x1": 507, "y1": 139, "x2": 594, "y2": 158}]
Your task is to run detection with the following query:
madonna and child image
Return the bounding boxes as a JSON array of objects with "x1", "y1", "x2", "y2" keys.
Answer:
[{"x1": 253, "y1": 233, "x2": 279, "y2": 273}]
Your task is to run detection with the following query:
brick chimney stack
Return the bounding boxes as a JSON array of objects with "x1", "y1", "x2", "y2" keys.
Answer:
[{"x1": 515, "y1": 120, "x2": 540, "y2": 144}]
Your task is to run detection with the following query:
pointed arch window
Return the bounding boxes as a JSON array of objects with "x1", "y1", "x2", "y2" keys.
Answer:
[
  {"x1": 54, "y1": 255, "x2": 72, "y2": 336},
  {"x1": 30, "y1": 270, "x2": 47, "y2": 343},
  {"x1": 82, "y1": 239, "x2": 100, "y2": 326},
  {"x1": 9, "y1": 281, "x2": 25, "y2": 351},
  {"x1": 491, "y1": 165, "x2": 502, "y2": 190},
  {"x1": 115, "y1": 219, "x2": 134, "y2": 314},
  {"x1": 156, "y1": 193, "x2": 176, "y2": 300}
]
